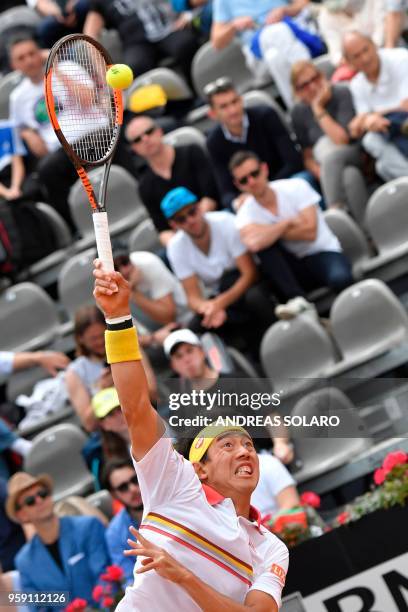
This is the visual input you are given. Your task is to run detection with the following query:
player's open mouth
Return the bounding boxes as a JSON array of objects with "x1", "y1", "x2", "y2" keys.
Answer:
[{"x1": 235, "y1": 464, "x2": 253, "y2": 475}]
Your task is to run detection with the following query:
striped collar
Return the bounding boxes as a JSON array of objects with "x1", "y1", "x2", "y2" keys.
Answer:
[{"x1": 202, "y1": 484, "x2": 262, "y2": 530}]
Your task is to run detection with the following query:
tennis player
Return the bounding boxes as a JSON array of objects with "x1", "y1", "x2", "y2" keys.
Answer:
[{"x1": 93, "y1": 260, "x2": 289, "y2": 611}]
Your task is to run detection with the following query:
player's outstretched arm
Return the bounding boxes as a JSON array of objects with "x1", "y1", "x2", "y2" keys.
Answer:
[{"x1": 93, "y1": 260, "x2": 164, "y2": 460}]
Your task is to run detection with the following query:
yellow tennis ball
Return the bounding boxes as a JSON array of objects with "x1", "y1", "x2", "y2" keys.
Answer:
[{"x1": 106, "y1": 64, "x2": 134, "y2": 90}]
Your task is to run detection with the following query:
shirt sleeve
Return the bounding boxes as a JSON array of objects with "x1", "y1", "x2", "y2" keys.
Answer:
[
  {"x1": 223, "y1": 212, "x2": 247, "y2": 259},
  {"x1": 130, "y1": 252, "x2": 177, "y2": 300},
  {"x1": 0, "y1": 351, "x2": 14, "y2": 375},
  {"x1": 349, "y1": 76, "x2": 371, "y2": 115},
  {"x1": 248, "y1": 534, "x2": 289, "y2": 609},
  {"x1": 167, "y1": 236, "x2": 196, "y2": 281},
  {"x1": 288, "y1": 178, "x2": 321, "y2": 212},
  {"x1": 213, "y1": 0, "x2": 233, "y2": 23},
  {"x1": 132, "y1": 435, "x2": 202, "y2": 512}
]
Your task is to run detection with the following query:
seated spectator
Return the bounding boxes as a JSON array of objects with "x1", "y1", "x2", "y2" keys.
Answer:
[
  {"x1": 291, "y1": 60, "x2": 369, "y2": 220},
  {"x1": 83, "y1": 0, "x2": 198, "y2": 85},
  {"x1": 125, "y1": 116, "x2": 219, "y2": 246},
  {"x1": 318, "y1": 0, "x2": 385, "y2": 69},
  {"x1": 102, "y1": 459, "x2": 143, "y2": 586},
  {"x1": 113, "y1": 249, "x2": 192, "y2": 339},
  {"x1": 344, "y1": 31, "x2": 408, "y2": 181},
  {"x1": 384, "y1": 0, "x2": 408, "y2": 47},
  {"x1": 0, "y1": 419, "x2": 32, "y2": 479},
  {"x1": 8, "y1": 34, "x2": 135, "y2": 232},
  {"x1": 6, "y1": 472, "x2": 110, "y2": 608},
  {"x1": 251, "y1": 451, "x2": 299, "y2": 518},
  {"x1": 65, "y1": 305, "x2": 111, "y2": 432},
  {"x1": 0, "y1": 121, "x2": 26, "y2": 202},
  {"x1": 205, "y1": 78, "x2": 303, "y2": 210},
  {"x1": 210, "y1": 0, "x2": 321, "y2": 108},
  {"x1": 27, "y1": 0, "x2": 90, "y2": 49},
  {"x1": 230, "y1": 151, "x2": 353, "y2": 307},
  {"x1": 164, "y1": 329, "x2": 294, "y2": 463},
  {"x1": 0, "y1": 477, "x2": 26, "y2": 571},
  {"x1": 92, "y1": 387, "x2": 131, "y2": 462},
  {"x1": 162, "y1": 187, "x2": 276, "y2": 350},
  {"x1": 172, "y1": 0, "x2": 213, "y2": 34}
]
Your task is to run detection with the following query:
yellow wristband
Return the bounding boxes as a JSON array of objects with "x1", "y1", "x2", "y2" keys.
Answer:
[{"x1": 105, "y1": 327, "x2": 142, "y2": 364}]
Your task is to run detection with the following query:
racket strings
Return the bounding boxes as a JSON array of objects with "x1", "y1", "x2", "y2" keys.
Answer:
[{"x1": 51, "y1": 39, "x2": 117, "y2": 163}]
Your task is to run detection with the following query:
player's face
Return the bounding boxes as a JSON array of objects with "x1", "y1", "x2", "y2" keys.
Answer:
[
  {"x1": 80, "y1": 322, "x2": 106, "y2": 358},
  {"x1": 210, "y1": 90, "x2": 244, "y2": 130},
  {"x1": 10, "y1": 41, "x2": 43, "y2": 80},
  {"x1": 109, "y1": 466, "x2": 142, "y2": 510},
  {"x1": 15, "y1": 484, "x2": 54, "y2": 525},
  {"x1": 170, "y1": 343, "x2": 206, "y2": 379},
  {"x1": 233, "y1": 160, "x2": 269, "y2": 198},
  {"x1": 203, "y1": 433, "x2": 259, "y2": 495},
  {"x1": 127, "y1": 118, "x2": 162, "y2": 159}
]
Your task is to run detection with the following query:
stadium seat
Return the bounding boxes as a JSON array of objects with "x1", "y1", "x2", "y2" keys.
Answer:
[
  {"x1": 242, "y1": 89, "x2": 290, "y2": 129},
  {"x1": 58, "y1": 248, "x2": 96, "y2": 322},
  {"x1": 24, "y1": 423, "x2": 94, "y2": 501},
  {"x1": 99, "y1": 29, "x2": 123, "y2": 63},
  {"x1": 191, "y1": 40, "x2": 257, "y2": 99},
  {"x1": 313, "y1": 53, "x2": 335, "y2": 79},
  {"x1": 0, "y1": 6, "x2": 41, "y2": 35},
  {"x1": 365, "y1": 177, "x2": 408, "y2": 257},
  {"x1": 260, "y1": 315, "x2": 338, "y2": 394},
  {"x1": 163, "y1": 126, "x2": 207, "y2": 149},
  {"x1": 128, "y1": 218, "x2": 161, "y2": 253},
  {"x1": 86, "y1": 490, "x2": 114, "y2": 520},
  {"x1": 0, "y1": 282, "x2": 60, "y2": 352},
  {"x1": 0, "y1": 71, "x2": 23, "y2": 119},
  {"x1": 323, "y1": 209, "x2": 371, "y2": 279},
  {"x1": 68, "y1": 165, "x2": 148, "y2": 248},
  {"x1": 126, "y1": 67, "x2": 193, "y2": 106},
  {"x1": 330, "y1": 279, "x2": 408, "y2": 369},
  {"x1": 291, "y1": 388, "x2": 371, "y2": 483}
]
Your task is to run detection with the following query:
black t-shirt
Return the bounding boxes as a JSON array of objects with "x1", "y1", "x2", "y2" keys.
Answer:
[
  {"x1": 139, "y1": 144, "x2": 220, "y2": 233},
  {"x1": 89, "y1": 0, "x2": 174, "y2": 45},
  {"x1": 45, "y1": 540, "x2": 64, "y2": 571}
]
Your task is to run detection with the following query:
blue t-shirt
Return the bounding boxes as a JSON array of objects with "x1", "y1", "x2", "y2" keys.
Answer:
[
  {"x1": 105, "y1": 508, "x2": 140, "y2": 586},
  {"x1": 213, "y1": 0, "x2": 287, "y2": 45},
  {"x1": 0, "y1": 120, "x2": 26, "y2": 173}
]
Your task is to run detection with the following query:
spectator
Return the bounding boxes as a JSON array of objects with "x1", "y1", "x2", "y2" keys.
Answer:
[
  {"x1": 27, "y1": 0, "x2": 90, "y2": 49},
  {"x1": 125, "y1": 117, "x2": 219, "y2": 246},
  {"x1": 318, "y1": 0, "x2": 385, "y2": 68},
  {"x1": 0, "y1": 121, "x2": 26, "y2": 202},
  {"x1": 384, "y1": 0, "x2": 408, "y2": 48},
  {"x1": 164, "y1": 329, "x2": 294, "y2": 463},
  {"x1": 102, "y1": 458, "x2": 143, "y2": 586},
  {"x1": 92, "y1": 387, "x2": 131, "y2": 462},
  {"x1": 162, "y1": 187, "x2": 276, "y2": 349},
  {"x1": 344, "y1": 31, "x2": 408, "y2": 181},
  {"x1": 251, "y1": 451, "x2": 299, "y2": 517},
  {"x1": 210, "y1": 0, "x2": 320, "y2": 108},
  {"x1": 0, "y1": 419, "x2": 32, "y2": 480},
  {"x1": 83, "y1": 0, "x2": 198, "y2": 85},
  {"x1": 6, "y1": 472, "x2": 110, "y2": 610},
  {"x1": 205, "y1": 78, "x2": 303, "y2": 210},
  {"x1": 230, "y1": 151, "x2": 353, "y2": 309},
  {"x1": 291, "y1": 59, "x2": 369, "y2": 220}
]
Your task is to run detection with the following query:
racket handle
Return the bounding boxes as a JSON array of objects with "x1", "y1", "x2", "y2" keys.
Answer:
[{"x1": 93, "y1": 211, "x2": 114, "y2": 272}]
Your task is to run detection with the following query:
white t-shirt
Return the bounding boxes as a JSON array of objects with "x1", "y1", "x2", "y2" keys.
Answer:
[
  {"x1": 350, "y1": 47, "x2": 408, "y2": 114},
  {"x1": 236, "y1": 178, "x2": 341, "y2": 258},
  {"x1": 129, "y1": 251, "x2": 191, "y2": 326},
  {"x1": 252, "y1": 452, "x2": 296, "y2": 517},
  {"x1": 167, "y1": 211, "x2": 247, "y2": 292},
  {"x1": 119, "y1": 436, "x2": 288, "y2": 611}
]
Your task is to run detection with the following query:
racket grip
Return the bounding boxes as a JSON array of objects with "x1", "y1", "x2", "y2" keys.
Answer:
[{"x1": 93, "y1": 211, "x2": 114, "y2": 273}]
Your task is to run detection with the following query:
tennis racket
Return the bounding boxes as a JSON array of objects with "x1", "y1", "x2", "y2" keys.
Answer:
[{"x1": 44, "y1": 33, "x2": 123, "y2": 272}]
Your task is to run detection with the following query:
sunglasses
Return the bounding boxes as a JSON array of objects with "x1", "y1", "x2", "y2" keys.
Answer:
[
  {"x1": 16, "y1": 488, "x2": 50, "y2": 510},
  {"x1": 128, "y1": 125, "x2": 157, "y2": 145},
  {"x1": 203, "y1": 76, "x2": 234, "y2": 99},
  {"x1": 173, "y1": 204, "x2": 199, "y2": 224},
  {"x1": 236, "y1": 167, "x2": 261, "y2": 186},
  {"x1": 114, "y1": 475, "x2": 139, "y2": 494},
  {"x1": 295, "y1": 73, "x2": 320, "y2": 92}
]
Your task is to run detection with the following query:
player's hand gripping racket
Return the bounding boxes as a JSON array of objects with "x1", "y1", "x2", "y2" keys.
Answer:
[{"x1": 44, "y1": 34, "x2": 123, "y2": 273}]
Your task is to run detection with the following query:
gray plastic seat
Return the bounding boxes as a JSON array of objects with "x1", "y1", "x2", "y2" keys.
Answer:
[
  {"x1": 0, "y1": 282, "x2": 60, "y2": 352},
  {"x1": 330, "y1": 279, "x2": 408, "y2": 368},
  {"x1": 365, "y1": 177, "x2": 408, "y2": 257},
  {"x1": 191, "y1": 40, "x2": 257, "y2": 99},
  {"x1": 24, "y1": 424, "x2": 94, "y2": 501},
  {"x1": 313, "y1": 53, "x2": 335, "y2": 79},
  {"x1": 128, "y1": 219, "x2": 161, "y2": 253},
  {"x1": 86, "y1": 490, "x2": 113, "y2": 520},
  {"x1": 163, "y1": 126, "x2": 207, "y2": 150},
  {"x1": 324, "y1": 209, "x2": 370, "y2": 278},
  {"x1": 99, "y1": 29, "x2": 123, "y2": 63},
  {"x1": 68, "y1": 165, "x2": 148, "y2": 247},
  {"x1": 260, "y1": 316, "x2": 337, "y2": 394},
  {"x1": 0, "y1": 6, "x2": 41, "y2": 35},
  {"x1": 291, "y1": 388, "x2": 371, "y2": 483},
  {"x1": 126, "y1": 67, "x2": 193, "y2": 106},
  {"x1": 243, "y1": 89, "x2": 290, "y2": 129},
  {"x1": 58, "y1": 248, "x2": 96, "y2": 321},
  {"x1": 0, "y1": 71, "x2": 23, "y2": 119}
]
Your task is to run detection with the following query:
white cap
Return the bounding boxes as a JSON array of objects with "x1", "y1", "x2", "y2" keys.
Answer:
[{"x1": 163, "y1": 329, "x2": 201, "y2": 357}]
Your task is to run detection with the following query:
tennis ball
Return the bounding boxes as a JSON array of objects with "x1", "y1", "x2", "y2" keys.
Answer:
[{"x1": 106, "y1": 64, "x2": 134, "y2": 90}]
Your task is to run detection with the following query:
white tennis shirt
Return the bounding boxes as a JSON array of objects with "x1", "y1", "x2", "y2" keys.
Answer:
[{"x1": 117, "y1": 436, "x2": 289, "y2": 611}]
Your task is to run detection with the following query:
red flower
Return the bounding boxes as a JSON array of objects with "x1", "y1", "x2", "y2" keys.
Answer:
[
  {"x1": 382, "y1": 451, "x2": 407, "y2": 474},
  {"x1": 373, "y1": 467, "x2": 386, "y2": 485},
  {"x1": 101, "y1": 597, "x2": 114, "y2": 608},
  {"x1": 92, "y1": 585, "x2": 104, "y2": 602},
  {"x1": 101, "y1": 565, "x2": 125, "y2": 582},
  {"x1": 336, "y1": 511, "x2": 349, "y2": 525},
  {"x1": 300, "y1": 491, "x2": 321, "y2": 509},
  {"x1": 65, "y1": 598, "x2": 88, "y2": 612}
]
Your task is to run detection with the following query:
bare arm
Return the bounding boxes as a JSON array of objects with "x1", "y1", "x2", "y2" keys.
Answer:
[
  {"x1": 282, "y1": 206, "x2": 317, "y2": 242},
  {"x1": 181, "y1": 275, "x2": 207, "y2": 313},
  {"x1": 276, "y1": 485, "x2": 300, "y2": 510},
  {"x1": 83, "y1": 10, "x2": 105, "y2": 39},
  {"x1": 240, "y1": 220, "x2": 293, "y2": 253},
  {"x1": 12, "y1": 351, "x2": 69, "y2": 375},
  {"x1": 65, "y1": 369, "x2": 98, "y2": 432},
  {"x1": 384, "y1": 11, "x2": 405, "y2": 48},
  {"x1": 211, "y1": 16, "x2": 255, "y2": 50},
  {"x1": 131, "y1": 291, "x2": 176, "y2": 325},
  {"x1": 302, "y1": 148, "x2": 321, "y2": 180},
  {"x1": 215, "y1": 253, "x2": 257, "y2": 310},
  {"x1": 314, "y1": 110, "x2": 350, "y2": 146},
  {"x1": 20, "y1": 129, "x2": 49, "y2": 158},
  {"x1": 35, "y1": 0, "x2": 63, "y2": 18}
]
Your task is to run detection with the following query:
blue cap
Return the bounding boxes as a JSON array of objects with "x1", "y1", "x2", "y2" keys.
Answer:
[{"x1": 160, "y1": 187, "x2": 198, "y2": 219}]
